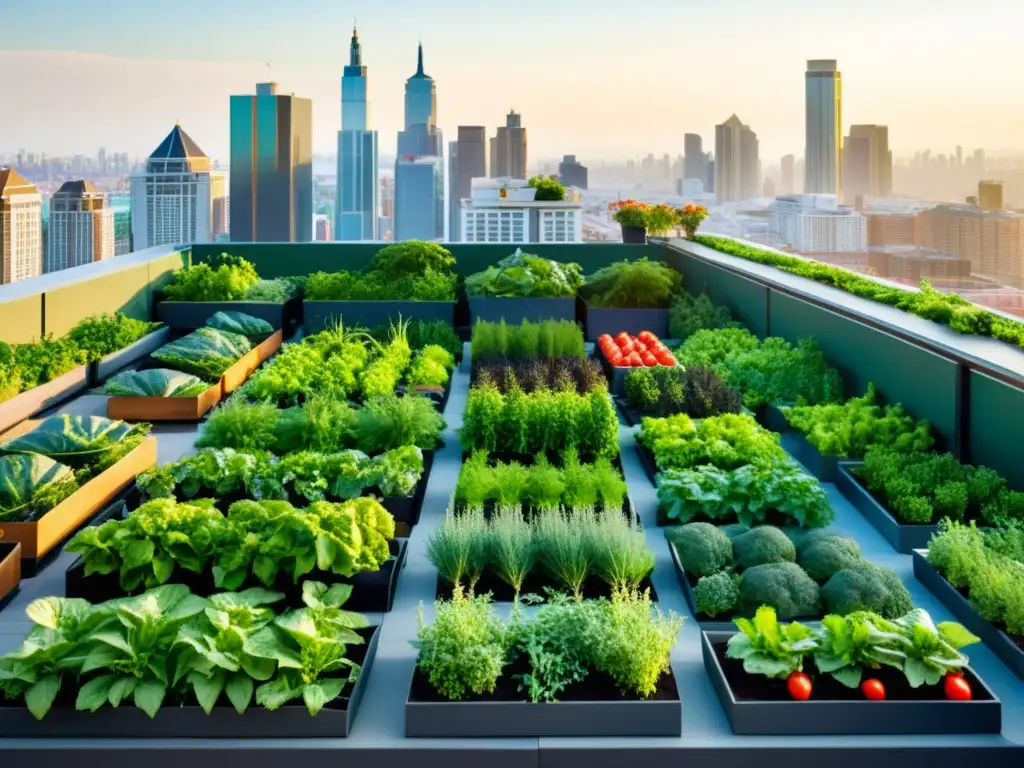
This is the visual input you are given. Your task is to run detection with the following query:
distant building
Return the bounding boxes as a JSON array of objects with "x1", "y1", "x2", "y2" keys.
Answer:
[
  {"x1": 0, "y1": 168, "x2": 43, "y2": 284},
  {"x1": 315, "y1": 214, "x2": 332, "y2": 242},
  {"x1": 394, "y1": 155, "x2": 443, "y2": 241},
  {"x1": 678, "y1": 178, "x2": 704, "y2": 197},
  {"x1": 805, "y1": 60, "x2": 842, "y2": 196},
  {"x1": 715, "y1": 115, "x2": 759, "y2": 202},
  {"x1": 978, "y1": 180, "x2": 1003, "y2": 210},
  {"x1": 916, "y1": 204, "x2": 1024, "y2": 288},
  {"x1": 705, "y1": 157, "x2": 715, "y2": 194},
  {"x1": 843, "y1": 125, "x2": 892, "y2": 204},
  {"x1": 493, "y1": 110, "x2": 527, "y2": 180},
  {"x1": 46, "y1": 180, "x2": 114, "y2": 273},
  {"x1": 229, "y1": 82, "x2": 313, "y2": 242},
  {"x1": 558, "y1": 155, "x2": 588, "y2": 189},
  {"x1": 865, "y1": 211, "x2": 917, "y2": 247},
  {"x1": 460, "y1": 178, "x2": 582, "y2": 243},
  {"x1": 131, "y1": 124, "x2": 224, "y2": 250},
  {"x1": 336, "y1": 26, "x2": 379, "y2": 241},
  {"x1": 867, "y1": 246, "x2": 971, "y2": 282},
  {"x1": 684, "y1": 134, "x2": 706, "y2": 182},
  {"x1": 770, "y1": 193, "x2": 866, "y2": 252},
  {"x1": 449, "y1": 126, "x2": 487, "y2": 242},
  {"x1": 781, "y1": 154, "x2": 795, "y2": 194}
]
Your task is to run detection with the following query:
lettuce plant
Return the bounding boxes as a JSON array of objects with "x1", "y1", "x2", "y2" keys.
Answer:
[
  {"x1": 206, "y1": 311, "x2": 274, "y2": 338},
  {"x1": 152, "y1": 327, "x2": 252, "y2": 379},
  {"x1": 726, "y1": 605, "x2": 818, "y2": 678},
  {"x1": 465, "y1": 249, "x2": 583, "y2": 298},
  {"x1": 0, "y1": 453, "x2": 79, "y2": 522},
  {"x1": 103, "y1": 369, "x2": 209, "y2": 398},
  {"x1": 66, "y1": 313, "x2": 162, "y2": 363}
]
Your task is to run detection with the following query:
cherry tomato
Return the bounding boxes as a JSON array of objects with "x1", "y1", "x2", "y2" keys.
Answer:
[
  {"x1": 641, "y1": 352, "x2": 658, "y2": 367},
  {"x1": 861, "y1": 679, "x2": 886, "y2": 701},
  {"x1": 656, "y1": 351, "x2": 676, "y2": 366},
  {"x1": 615, "y1": 332, "x2": 632, "y2": 346},
  {"x1": 618, "y1": 340, "x2": 635, "y2": 355},
  {"x1": 628, "y1": 352, "x2": 644, "y2": 367},
  {"x1": 944, "y1": 673, "x2": 972, "y2": 701},
  {"x1": 598, "y1": 334, "x2": 614, "y2": 347},
  {"x1": 787, "y1": 671, "x2": 812, "y2": 701},
  {"x1": 634, "y1": 340, "x2": 648, "y2": 354}
]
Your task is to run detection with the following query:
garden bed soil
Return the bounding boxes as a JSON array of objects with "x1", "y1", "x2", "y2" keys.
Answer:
[
  {"x1": 0, "y1": 364, "x2": 90, "y2": 434},
  {"x1": 155, "y1": 296, "x2": 300, "y2": 335},
  {"x1": 405, "y1": 657, "x2": 681, "y2": 737},
  {"x1": 0, "y1": 625, "x2": 380, "y2": 738},
  {"x1": 0, "y1": 542, "x2": 21, "y2": 613},
  {"x1": 702, "y1": 630, "x2": 1001, "y2": 735},
  {"x1": 912, "y1": 549, "x2": 1024, "y2": 681},
  {"x1": 90, "y1": 327, "x2": 171, "y2": 384},
  {"x1": 303, "y1": 300, "x2": 455, "y2": 335},
  {"x1": 106, "y1": 380, "x2": 222, "y2": 423},
  {"x1": 780, "y1": 430, "x2": 847, "y2": 483},
  {"x1": 836, "y1": 462, "x2": 937, "y2": 554},
  {"x1": 467, "y1": 296, "x2": 577, "y2": 326},
  {"x1": 582, "y1": 299, "x2": 670, "y2": 342},
  {"x1": 0, "y1": 424, "x2": 157, "y2": 567},
  {"x1": 65, "y1": 538, "x2": 408, "y2": 614},
  {"x1": 220, "y1": 329, "x2": 283, "y2": 394}
]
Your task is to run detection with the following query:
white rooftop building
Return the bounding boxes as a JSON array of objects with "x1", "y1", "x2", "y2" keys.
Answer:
[
  {"x1": 460, "y1": 178, "x2": 583, "y2": 243},
  {"x1": 769, "y1": 193, "x2": 866, "y2": 252}
]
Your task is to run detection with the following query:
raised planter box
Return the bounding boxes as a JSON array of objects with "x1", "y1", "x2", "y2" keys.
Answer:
[
  {"x1": 912, "y1": 549, "x2": 1024, "y2": 681},
  {"x1": 781, "y1": 430, "x2": 846, "y2": 483},
  {"x1": 107, "y1": 380, "x2": 222, "y2": 423},
  {"x1": 380, "y1": 449, "x2": 434, "y2": 535},
  {"x1": 220, "y1": 329, "x2": 283, "y2": 394},
  {"x1": 837, "y1": 462, "x2": 936, "y2": 553},
  {"x1": 303, "y1": 300, "x2": 455, "y2": 335},
  {"x1": 156, "y1": 297, "x2": 299, "y2": 334},
  {"x1": 0, "y1": 426, "x2": 157, "y2": 569},
  {"x1": 757, "y1": 402, "x2": 791, "y2": 434},
  {"x1": 612, "y1": 395, "x2": 643, "y2": 426},
  {"x1": 90, "y1": 327, "x2": 171, "y2": 384},
  {"x1": 405, "y1": 665, "x2": 681, "y2": 737},
  {"x1": 594, "y1": 346, "x2": 630, "y2": 396},
  {"x1": 65, "y1": 538, "x2": 408, "y2": 614},
  {"x1": 467, "y1": 296, "x2": 576, "y2": 326},
  {"x1": 0, "y1": 365, "x2": 89, "y2": 434},
  {"x1": 702, "y1": 630, "x2": 1001, "y2": 735},
  {"x1": 0, "y1": 625, "x2": 380, "y2": 738},
  {"x1": 667, "y1": 540, "x2": 740, "y2": 632},
  {"x1": 634, "y1": 438, "x2": 660, "y2": 486},
  {"x1": 583, "y1": 299, "x2": 670, "y2": 341},
  {"x1": 0, "y1": 542, "x2": 21, "y2": 613}
]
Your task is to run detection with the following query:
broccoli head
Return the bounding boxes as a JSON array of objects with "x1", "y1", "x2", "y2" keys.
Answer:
[
  {"x1": 821, "y1": 562, "x2": 913, "y2": 619},
  {"x1": 732, "y1": 526, "x2": 796, "y2": 570},
  {"x1": 694, "y1": 571, "x2": 739, "y2": 617},
  {"x1": 718, "y1": 523, "x2": 749, "y2": 540},
  {"x1": 797, "y1": 534, "x2": 862, "y2": 582},
  {"x1": 738, "y1": 562, "x2": 821, "y2": 619},
  {"x1": 667, "y1": 522, "x2": 733, "y2": 578}
]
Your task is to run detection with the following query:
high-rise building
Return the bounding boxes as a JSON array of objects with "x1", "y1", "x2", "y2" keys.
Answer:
[
  {"x1": 229, "y1": 82, "x2": 313, "y2": 242},
  {"x1": 493, "y1": 110, "x2": 528, "y2": 180},
  {"x1": 449, "y1": 126, "x2": 487, "y2": 242},
  {"x1": 395, "y1": 43, "x2": 443, "y2": 241},
  {"x1": 336, "y1": 26, "x2": 379, "y2": 241},
  {"x1": 715, "y1": 115, "x2": 759, "y2": 202},
  {"x1": 684, "y1": 134, "x2": 705, "y2": 182},
  {"x1": 131, "y1": 125, "x2": 224, "y2": 250},
  {"x1": 558, "y1": 155, "x2": 588, "y2": 190},
  {"x1": 705, "y1": 155, "x2": 715, "y2": 194},
  {"x1": 781, "y1": 155, "x2": 795, "y2": 194},
  {"x1": 843, "y1": 125, "x2": 892, "y2": 205},
  {"x1": 805, "y1": 59, "x2": 842, "y2": 196},
  {"x1": 978, "y1": 180, "x2": 1004, "y2": 210},
  {"x1": 770, "y1": 194, "x2": 866, "y2": 252},
  {"x1": 46, "y1": 181, "x2": 114, "y2": 273},
  {"x1": 0, "y1": 168, "x2": 43, "y2": 284}
]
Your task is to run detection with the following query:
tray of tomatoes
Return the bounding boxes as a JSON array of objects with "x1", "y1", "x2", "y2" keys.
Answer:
[{"x1": 597, "y1": 331, "x2": 677, "y2": 368}]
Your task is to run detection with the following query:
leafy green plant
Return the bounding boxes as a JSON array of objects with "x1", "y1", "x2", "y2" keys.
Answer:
[
  {"x1": 475, "y1": 357, "x2": 606, "y2": 395},
  {"x1": 638, "y1": 412, "x2": 788, "y2": 472},
  {"x1": 528, "y1": 175, "x2": 566, "y2": 201},
  {"x1": 152, "y1": 327, "x2": 252, "y2": 379},
  {"x1": 726, "y1": 605, "x2": 818, "y2": 678},
  {"x1": 9, "y1": 335, "x2": 84, "y2": 393},
  {"x1": 465, "y1": 249, "x2": 583, "y2": 298},
  {"x1": 304, "y1": 270, "x2": 456, "y2": 301},
  {"x1": 206, "y1": 311, "x2": 274, "y2": 338},
  {"x1": 674, "y1": 327, "x2": 759, "y2": 372},
  {"x1": 625, "y1": 365, "x2": 742, "y2": 417},
  {"x1": 243, "y1": 279, "x2": 297, "y2": 303},
  {"x1": 367, "y1": 240, "x2": 455, "y2": 278},
  {"x1": 669, "y1": 293, "x2": 737, "y2": 340},
  {"x1": 722, "y1": 337, "x2": 843, "y2": 409},
  {"x1": 66, "y1": 313, "x2": 161, "y2": 363},
  {"x1": 163, "y1": 256, "x2": 260, "y2": 302},
  {"x1": 406, "y1": 345, "x2": 455, "y2": 387},
  {"x1": 0, "y1": 453, "x2": 79, "y2": 522},
  {"x1": 471, "y1": 318, "x2": 585, "y2": 362},
  {"x1": 103, "y1": 369, "x2": 208, "y2": 398},
  {"x1": 580, "y1": 259, "x2": 682, "y2": 309}
]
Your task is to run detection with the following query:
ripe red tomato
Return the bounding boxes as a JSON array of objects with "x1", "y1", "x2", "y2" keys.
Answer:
[
  {"x1": 607, "y1": 351, "x2": 624, "y2": 367},
  {"x1": 597, "y1": 334, "x2": 614, "y2": 347},
  {"x1": 787, "y1": 671, "x2": 812, "y2": 701},
  {"x1": 615, "y1": 332, "x2": 633, "y2": 346},
  {"x1": 861, "y1": 679, "x2": 885, "y2": 701},
  {"x1": 619, "y1": 340, "x2": 635, "y2": 355},
  {"x1": 944, "y1": 673, "x2": 972, "y2": 701},
  {"x1": 628, "y1": 352, "x2": 644, "y2": 367},
  {"x1": 641, "y1": 352, "x2": 658, "y2": 367},
  {"x1": 637, "y1": 330, "x2": 656, "y2": 343},
  {"x1": 634, "y1": 340, "x2": 648, "y2": 354},
  {"x1": 656, "y1": 350, "x2": 676, "y2": 366}
]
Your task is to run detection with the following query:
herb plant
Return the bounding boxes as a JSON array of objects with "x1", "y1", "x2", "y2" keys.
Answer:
[
  {"x1": 638, "y1": 412, "x2": 788, "y2": 472},
  {"x1": 475, "y1": 357, "x2": 606, "y2": 395},
  {"x1": 668, "y1": 292, "x2": 736, "y2": 340},
  {"x1": 65, "y1": 313, "x2": 162, "y2": 363},
  {"x1": 465, "y1": 249, "x2": 583, "y2": 298},
  {"x1": 471, "y1": 318, "x2": 585, "y2": 362},
  {"x1": 163, "y1": 256, "x2": 260, "y2": 302},
  {"x1": 722, "y1": 337, "x2": 843, "y2": 409},
  {"x1": 580, "y1": 259, "x2": 681, "y2": 309},
  {"x1": 625, "y1": 365, "x2": 742, "y2": 417}
]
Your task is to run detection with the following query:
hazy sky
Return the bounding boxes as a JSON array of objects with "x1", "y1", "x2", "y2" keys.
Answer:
[{"x1": 3, "y1": 0, "x2": 1022, "y2": 165}]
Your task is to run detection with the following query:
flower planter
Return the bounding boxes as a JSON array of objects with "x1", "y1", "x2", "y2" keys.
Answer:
[
  {"x1": 701, "y1": 630, "x2": 1001, "y2": 736},
  {"x1": 404, "y1": 664, "x2": 681, "y2": 737},
  {"x1": 467, "y1": 296, "x2": 577, "y2": 326},
  {"x1": 0, "y1": 542, "x2": 21, "y2": 613},
  {"x1": 912, "y1": 550, "x2": 1024, "y2": 681},
  {"x1": 836, "y1": 462, "x2": 937, "y2": 554},
  {"x1": 302, "y1": 300, "x2": 455, "y2": 335},
  {"x1": 781, "y1": 430, "x2": 847, "y2": 483},
  {"x1": 0, "y1": 625, "x2": 380, "y2": 738},
  {"x1": 620, "y1": 225, "x2": 647, "y2": 244},
  {"x1": 156, "y1": 297, "x2": 300, "y2": 335},
  {"x1": 666, "y1": 540, "x2": 740, "y2": 632},
  {"x1": 0, "y1": 365, "x2": 89, "y2": 435},
  {"x1": 90, "y1": 327, "x2": 171, "y2": 384},
  {"x1": 0, "y1": 426, "x2": 157, "y2": 569},
  {"x1": 582, "y1": 299, "x2": 670, "y2": 342},
  {"x1": 220, "y1": 329, "x2": 283, "y2": 394},
  {"x1": 65, "y1": 538, "x2": 408, "y2": 614}
]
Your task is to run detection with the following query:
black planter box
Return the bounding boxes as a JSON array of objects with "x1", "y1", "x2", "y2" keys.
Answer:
[
  {"x1": 635, "y1": 439, "x2": 660, "y2": 486},
  {"x1": 0, "y1": 625, "x2": 380, "y2": 738},
  {"x1": 621, "y1": 225, "x2": 646, "y2": 244},
  {"x1": 156, "y1": 297, "x2": 299, "y2": 334},
  {"x1": 781, "y1": 431, "x2": 846, "y2": 483},
  {"x1": 582, "y1": 299, "x2": 670, "y2": 341},
  {"x1": 613, "y1": 395, "x2": 644, "y2": 426},
  {"x1": 757, "y1": 403, "x2": 791, "y2": 434},
  {"x1": 467, "y1": 296, "x2": 576, "y2": 325},
  {"x1": 303, "y1": 300, "x2": 455, "y2": 335},
  {"x1": 404, "y1": 666, "x2": 681, "y2": 737},
  {"x1": 912, "y1": 550, "x2": 1024, "y2": 681},
  {"x1": 702, "y1": 630, "x2": 1001, "y2": 736},
  {"x1": 380, "y1": 449, "x2": 434, "y2": 529},
  {"x1": 436, "y1": 567, "x2": 656, "y2": 603},
  {"x1": 594, "y1": 346, "x2": 630, "y2": 396},
  {"x1": 0, "y1": 364, "x2": 89, "y2": 434},
  {"x1": 837, "y1": 462, "x2": 936, "y2": 554},
  {"x1": 90, "y1": 327, "x2": 171, "y2": 384},
  {"x1": 667, "y1": 540, "x2": 740, "y2": 632}
]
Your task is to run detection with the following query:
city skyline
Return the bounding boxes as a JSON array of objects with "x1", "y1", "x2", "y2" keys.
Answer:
[{"x1": 3, "y1": 0, "x2": 1023, "y2": 162}]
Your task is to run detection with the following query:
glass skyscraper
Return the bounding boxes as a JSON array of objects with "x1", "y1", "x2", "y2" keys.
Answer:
[{"x1": 336, "y1": 26, "x2": 379, "y2": 241}]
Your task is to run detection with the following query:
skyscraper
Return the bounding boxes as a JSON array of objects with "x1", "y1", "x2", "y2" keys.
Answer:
[
  {"x1": 684, "y1": 134, "x2": 706, "y2": 182},
  {"x1": 558, "y1": 155, "x2": 588, "y2": 189},
  {"x1": 449, "y1": 126, "x2": 487, "y2": 242},
  {"x1": 494, "y1": 110, "x2": 527, "y2": 179},
  {"x1": 336, "y1": 26, "x2": 379, "y2": 241},
  {"x1": 805, "y1": 59, "x2": 842, "y2": 196},
  {"x1": 46, "y1": 181, "x2": 114, "y2": 273},
  {"x1": 395, "y1": 42, "x2": 443, "y2": 241},
  {"x1": 131, "y1": 125, "x2": 224, "y2": 250},
  {"x1": 715, "y1": 115, "x2": 759, "y2": 202},
  {"x1": 842, "y1": 125, "x2": 892, "y2": 205},
  {"x1": 781, "y1": 155, "x2": 795, "y2": 194},
  {"x1": 0, "y1": 168, "x2": 42, "y2": 284},
  {"x1": 229, "y1": 82, "x2": 313, "y2": 242}
]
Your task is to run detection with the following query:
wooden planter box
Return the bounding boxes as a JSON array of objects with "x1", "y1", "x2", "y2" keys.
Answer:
[
  {"x1": 0, "y1": 542, "x2": 21, "y2": 613},
  {"x1": 0, "y1": 427, "x2": 157, "y2": 564},
  {"x1": 106, "y1": 381, "x2": 223, "y2": 423},
  {"x1": 303, "y1": 300, "x2": 455, "y2": 335},
  {"x1": 836, "y1": 462, "x2": 937, "y2": 553},
  {"x1": 0, "y1": 365, "x2": 89, "y2": 434},
  {"x1": 467, "y1": 296, "x2": 577, "y2": 326},
  {"x1": 220, "y1": 329, "x2": 283, "y2": 394},
  {"x1": 582, "y1": 299, "x2": 670, "y2": 341},
  {"x1": 156, "y1": 297, "x2": 299, "y2": 334},
  {"x1": 90, "y1": 327, "x2": 171, "y2": 384}
]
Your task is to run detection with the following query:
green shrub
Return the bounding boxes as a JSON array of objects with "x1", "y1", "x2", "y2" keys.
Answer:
[
  {"x1": 368, "y1": 240, "x2": 455, "y2": 278},
  {"x1": 164, "y1": 256, "x2": 259, "y2": 302},
  {"x1": 625, "y1": 365, "x2": 742, "y2": 418},
  {"x1": 668, "y1": 293, "x2": 735, "y2": 340},
  {"x1": 581, "y1": 259, "x2": 681, "y2": 309}
]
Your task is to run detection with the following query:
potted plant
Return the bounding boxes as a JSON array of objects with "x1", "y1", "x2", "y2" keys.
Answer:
[
  {"x1": 610, "y1": 199, "x2": 650, "y2": 244},
  {"x1": 678, "y1": 202, "x2": 709, "y2": 239},
  {"x1": 580, "y1": 259, "x2": 682, "y2": 339},
  {"x1": 645, "y1": 204, "x2": 679, "y2": 240},
  {"x1": 465, "y1": 248, "x2": 583, "y2": 324},
  {"x1": 528, "y1": 175, "x2": 566, "y2": 201}
]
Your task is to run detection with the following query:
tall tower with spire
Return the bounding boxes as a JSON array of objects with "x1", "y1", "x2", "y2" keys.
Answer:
[
  {"x1": 395, "y1": 40, "x2": 443, "y2": 241},
  {"x1": 336, "y1": 24, "x2": 379, "y2": 241}
]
